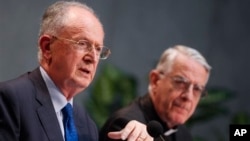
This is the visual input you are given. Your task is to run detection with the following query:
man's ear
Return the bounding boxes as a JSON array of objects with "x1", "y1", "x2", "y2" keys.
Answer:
[
  {"x1": 149, "y1": 70, "x2": 161, "y2": 89},
  {"x1": 39, "y1": 35, "x2": 53, "y2": 60}
]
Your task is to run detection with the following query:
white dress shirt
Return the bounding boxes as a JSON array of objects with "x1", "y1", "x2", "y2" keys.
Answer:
[{"x1": 40, "y1": 66, "x2": 73, "y2": 141}]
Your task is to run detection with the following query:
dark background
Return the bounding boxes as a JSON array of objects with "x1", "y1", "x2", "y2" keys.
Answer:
[{"x1": 1, "y1": 0, "x2": 249, "y2": 140}]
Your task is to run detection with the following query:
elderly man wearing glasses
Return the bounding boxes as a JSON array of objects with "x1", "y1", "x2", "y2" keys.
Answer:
[
  {"x1": 100, "y1": 45, "x2": 211, "y2": 141},
  {"x1": 0, "y1": 1, "x2": 157, "y2": 141},
  {"x1": 0, "y1": 1, "x2": 111, "y2": 141}
]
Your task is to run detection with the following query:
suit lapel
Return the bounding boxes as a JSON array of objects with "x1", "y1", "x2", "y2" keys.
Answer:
[
  {"x1": 73, "y1": 103, "x2": 85, "y2": 127},
  {"x1": 73, "y1": 103, "x2": 91, "y2": 141},
  {"x1": 29, "y1": 68, "x2": 64, "y2": 141},
  {"x1": 37, "y1": 104, "x2": 63, "y2": 141}
]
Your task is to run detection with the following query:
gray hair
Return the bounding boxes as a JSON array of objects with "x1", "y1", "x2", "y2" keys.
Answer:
[
  {"x1": 37, "y1": 1, "x2": 98, "y2": 62},
  {"x1": 148, "y1": 45, "x2": 211, "y2": 92}
]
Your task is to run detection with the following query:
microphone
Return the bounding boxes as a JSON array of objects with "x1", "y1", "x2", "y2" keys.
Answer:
[{"x1": 146, "y1": 120, "x2": 165, "y2": 141}]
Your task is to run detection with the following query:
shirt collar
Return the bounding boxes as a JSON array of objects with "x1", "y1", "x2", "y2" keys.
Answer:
[{"x1": 39, "y1": 66, "x2": 73, "y2": 112}]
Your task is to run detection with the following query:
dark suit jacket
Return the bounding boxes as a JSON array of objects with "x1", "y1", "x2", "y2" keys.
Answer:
[
  {"x1": 0, "y1": 68, "x2": 98, "y2": 141},
  {"x1": 99, "y1": 94, "x2": 192, "y2": 141}
]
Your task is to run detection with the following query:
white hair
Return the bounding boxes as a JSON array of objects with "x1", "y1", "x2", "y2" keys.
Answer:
[
  {"x1": 37, "y1": 1, "x2": 99, "y2": 62},
  {"x1": 148, "y1": 45, "x2": 211, "y2": 92}
]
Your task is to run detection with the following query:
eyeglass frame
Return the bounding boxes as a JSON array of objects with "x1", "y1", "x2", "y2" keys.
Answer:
[
  {"x1": 159, "y1": 72, "x2": 207, "y2": 98},
  {"x1": 51, "y1": 35, "x2": 111, "y2": 60}
]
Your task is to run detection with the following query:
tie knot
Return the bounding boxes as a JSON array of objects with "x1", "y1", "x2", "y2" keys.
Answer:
[{"x1": 62, "y1": 103, "x2": 73, "y2": 118}]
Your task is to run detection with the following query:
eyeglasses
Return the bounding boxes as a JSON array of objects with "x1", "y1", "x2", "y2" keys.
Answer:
[
  {"x1": 159, "y1": 72, "x2": 207, "y2": 97},
  {"x1": 170, "y1": 76, "x2": 207, "y2": 97},
  {"x1": 52, "y1": 36, "x2": 111, "y2": 60}
]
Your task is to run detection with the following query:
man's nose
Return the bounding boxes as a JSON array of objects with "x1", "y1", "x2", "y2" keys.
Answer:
[{"x1": 181, "y1": 85, "x2": 194, "y2": 100}]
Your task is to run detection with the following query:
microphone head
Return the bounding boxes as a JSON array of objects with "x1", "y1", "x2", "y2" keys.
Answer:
[{"x1": 146, "y1": 120, "x2": 164, "y2": 138}]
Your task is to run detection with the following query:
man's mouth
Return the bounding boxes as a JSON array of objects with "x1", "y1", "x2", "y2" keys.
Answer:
[
  {"x1": 173, "y1": 102, "x2": 189, "y2": 112},
  {"x1": 79, "y1": 68, "x2": 90, "y2": 74}
]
